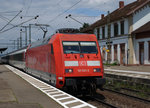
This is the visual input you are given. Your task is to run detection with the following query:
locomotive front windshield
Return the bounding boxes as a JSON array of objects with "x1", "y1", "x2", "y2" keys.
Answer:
[{"x1": 63, "y1": 41, "x2": 97, "y2": 54}]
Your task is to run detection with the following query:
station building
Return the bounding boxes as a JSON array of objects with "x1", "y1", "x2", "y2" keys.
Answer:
[{"x1": 82, "y1": 0, "x2": 150, "y2": 65}]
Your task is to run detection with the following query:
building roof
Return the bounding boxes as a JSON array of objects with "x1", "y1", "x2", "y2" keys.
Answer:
[
  {"x1": 132, "y1": 21, "x2": 150, "y2": 34},
  {"x1": 82, "y1": 0, "x2": 150, "y2": 33}
]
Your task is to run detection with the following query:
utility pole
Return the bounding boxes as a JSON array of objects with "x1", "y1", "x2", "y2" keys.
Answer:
[
  {"x1": 29, "y1": 24, "x2": 31, "y2": 44},
  {"x1": 25, "y1": 26, "x2": 27, "y2": 46},
  {"x1": 9, "y1": 40, "x2": 16, "y2": 49},
  {"x1": 20, "y1": 29, "x2": 22, "y2": 48},
  {"x1": 21, "y1": 26, "x2": 28, "y2": 46},
  {"x1": 107, "y1": 11, "x2": 111, "y2": 65},
  {"x1": 14, "y1": 40, "x2": 16, "y2": 49},
  {"x1": 17, "y1": 38, "x2": 19, "y2": 49}
]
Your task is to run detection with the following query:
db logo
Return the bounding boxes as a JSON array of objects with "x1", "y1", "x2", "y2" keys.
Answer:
[{"x1": 78, "y1": 61, "x2": 87, "y2": 66}]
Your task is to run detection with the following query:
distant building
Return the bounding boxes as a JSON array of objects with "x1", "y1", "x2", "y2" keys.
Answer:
[{"x1": 82, "y1": 0, "x2": 150, "y2": 65}]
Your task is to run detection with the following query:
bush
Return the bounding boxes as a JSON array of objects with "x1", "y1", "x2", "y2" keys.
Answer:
[{"x1": 103, "y1": 60, "x2": 119, "y2": 66}]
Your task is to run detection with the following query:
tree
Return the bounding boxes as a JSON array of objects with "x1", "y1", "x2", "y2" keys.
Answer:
[{"x1": 79, "y1": 23, "x2": 90, "y2": 32}]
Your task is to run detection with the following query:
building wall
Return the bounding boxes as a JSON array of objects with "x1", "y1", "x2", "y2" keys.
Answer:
[
  {"x1": 133, "y1": 5, "x2": 150, "y2": 31},
  {"x1": 135, "y1": 37, "x2": 150, "y2": 65},
  {"x1": 94, "y1": 4, "x2": 150, "y2": 65},
  {"x1": 94, "y1": 18, "x2": 129, "y2": 64},
  {"x1": 99, "y1": 36, "x2": 128, "y2": 64},
  {"x1": 94, "y1": 18, "x2": 129, "y2": 37}
]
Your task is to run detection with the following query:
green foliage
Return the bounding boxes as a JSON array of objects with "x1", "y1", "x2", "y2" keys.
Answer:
[
  {"x1": 79, "y1": 23, "x2": 90, "y2": 31},
  {"x1": 105, "y1": 79, "x2": 150, "y2": 99},
  {"x1": 104, "y1": 61, "x2": 119, "y2": 66}
]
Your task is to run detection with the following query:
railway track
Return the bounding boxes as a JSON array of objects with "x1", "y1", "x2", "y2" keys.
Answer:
[
  {"x1": 106, "y1": 84, "x2": 150, "y2": 96},
  {"x1": 121, "y1": 87, "x2": 150, "y2": 96},
  {"x1": 104, "y1": 88, "x2": 150, "y2": 103},
  {"x1": 90, "y1": 96, "x2": 118, "y2": 108}
]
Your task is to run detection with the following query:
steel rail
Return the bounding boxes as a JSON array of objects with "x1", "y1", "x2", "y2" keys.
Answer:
[
  {"x1": 90, "y1": 97, "x2": 118, "y2": 108},
  {"x1": 120, "y1": 87, "x2": 150, "y2": 96},
  {"x1": 104, "y1": 88, "x2": 150, "y2": 103}
]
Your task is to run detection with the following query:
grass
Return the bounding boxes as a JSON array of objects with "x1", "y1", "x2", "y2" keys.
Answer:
[{"x1": 104, "y1": 79, "x2": 150, "y2": 99}]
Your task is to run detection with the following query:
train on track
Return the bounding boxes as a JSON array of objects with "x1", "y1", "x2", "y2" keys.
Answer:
[{"x1": 1, "y1": 28, "x2": 106, "y2": 95}]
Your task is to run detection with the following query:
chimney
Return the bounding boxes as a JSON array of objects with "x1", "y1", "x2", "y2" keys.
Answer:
[
  {"x1": 101, "y1": 14, "x2": 104, "y2": 19},
  {"x1": 119, "y1": 1, "x2": 124, "y2": 9}
]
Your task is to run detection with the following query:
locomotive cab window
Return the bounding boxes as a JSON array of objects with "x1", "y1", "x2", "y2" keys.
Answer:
[
  {"x1": 63, "y1": 42, "x2": 80, "y2": 54},
  {"x1": 80, "y1": 42, "x2": 97, "y2": 53},
  {"x1": 62, "y1": 41, "x2": 98, "y2": 54}
]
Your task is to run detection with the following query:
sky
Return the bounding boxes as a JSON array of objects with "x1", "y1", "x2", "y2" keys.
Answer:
[{"x1": 0, "y1": 0, "x2": 136, "y2": 54}]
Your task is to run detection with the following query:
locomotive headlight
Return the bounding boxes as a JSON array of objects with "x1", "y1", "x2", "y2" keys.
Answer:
[
  {"x1": 65, "y1": 69, "x2": 73, "y2": 73},
  {"x1": 69, "y1": 69, "x2": 73, "y2": 72},
  {"x1": 93, "y1": 68, "x2": 101, "y2": 72},
  {"x1": 93, "y1": 69, "x2": 97, "y2": 72}
]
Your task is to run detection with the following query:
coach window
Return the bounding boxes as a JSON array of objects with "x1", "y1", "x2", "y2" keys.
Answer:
[{"x1": 51, "y1": 44, "x2": 54, "y2": 54}]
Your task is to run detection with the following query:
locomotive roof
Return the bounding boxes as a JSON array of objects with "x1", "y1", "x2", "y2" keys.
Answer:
[{"x1": 29, "y1": 33, "x2": 94, "y2": 49}]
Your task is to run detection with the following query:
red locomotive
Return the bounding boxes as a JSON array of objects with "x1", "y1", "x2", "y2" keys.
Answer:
[{"x1": 2, "y1": 28, "x2": 106, "y2": 94}]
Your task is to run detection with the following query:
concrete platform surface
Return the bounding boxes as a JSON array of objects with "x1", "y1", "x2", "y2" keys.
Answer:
[
  {"x1": 104, "y1": 65, "x2": 150, "y2": 87},
  {"x1": 5, "y1": 65, "x2": 96, "y2": 108},
  {"x1": 104, "y1": 65, "x2": 150, "y2": 72},
  {"x1": 104, "y1": 65, "x2": 150, "y2": 80},
  {"x1": 0, "y1": 64, "x2": 62, "y2": 108}
]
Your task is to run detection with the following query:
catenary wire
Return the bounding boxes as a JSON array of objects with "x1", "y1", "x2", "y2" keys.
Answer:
[{"x1": 47, "y1": 0, "x2": 82, "y2": 24}]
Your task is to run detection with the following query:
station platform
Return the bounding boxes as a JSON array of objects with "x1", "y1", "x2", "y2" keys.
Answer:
[
  {"x1": 0, "y1": 64, "x2": 62, "y2": 108},
  {"x1": 0, "y1": 64, "x2": 96, "y2": 108},
  {"x1": 104, "y1": 65, "x2": 150, "y2": 87},
  {"x1": 104, "y1": 65, "x2": 150, "y2": 79},
  {"x1": 104, "y1": 65, "x2": 150, "y2": 72}
]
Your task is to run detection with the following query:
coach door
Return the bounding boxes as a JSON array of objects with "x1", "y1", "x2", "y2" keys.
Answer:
[{"x1": 139, "y1": 42, "x2": 144, "y2": 65}]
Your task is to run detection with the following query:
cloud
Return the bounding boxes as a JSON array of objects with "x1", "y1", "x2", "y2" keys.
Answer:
[{"x1": 0, "y1": 0, "x2": 136, "y2": 53}]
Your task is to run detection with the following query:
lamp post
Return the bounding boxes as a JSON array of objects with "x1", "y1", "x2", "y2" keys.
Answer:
[{"x1": 107, "y1": 11, "x2": 111, "y2": 65}]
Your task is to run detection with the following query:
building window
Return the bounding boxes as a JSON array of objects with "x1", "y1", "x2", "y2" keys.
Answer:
[
  {"x1": 102, "y1": 26, "x2": 105, "y2": 39},
  {"x1": 114, "y1": 23, "x2": 118, "y2": 37},
  {"x1": 120, "y1": 21, "x2": 124, "y2": 35},
  {"x1": 108, "y1": 24, "x2": 111, "y2": 38},
  {"x1": 96, "y1": 28, "x2": 100, "y2": 40},
  {"x1": 149, "y1": 42, "x2": 150, "y2": 61}
]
